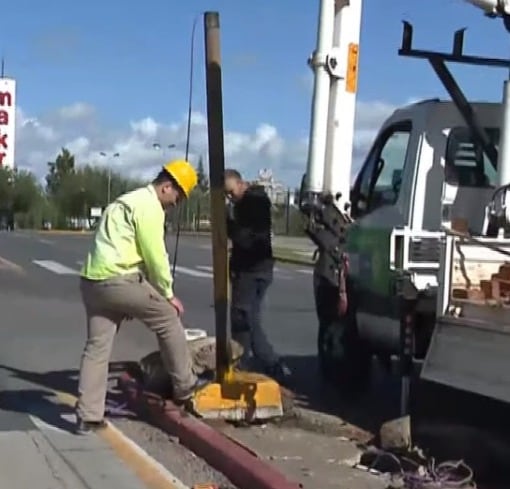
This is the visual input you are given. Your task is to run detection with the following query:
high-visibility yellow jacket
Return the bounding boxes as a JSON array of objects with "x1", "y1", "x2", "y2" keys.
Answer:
[{"x1": 81, "y1": 184, "x2": 173, "y2": 299}]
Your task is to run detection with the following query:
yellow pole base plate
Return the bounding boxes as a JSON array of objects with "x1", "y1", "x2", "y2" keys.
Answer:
[{"x1": 191, "y1": 370, "x2": 283, "y2": 421}]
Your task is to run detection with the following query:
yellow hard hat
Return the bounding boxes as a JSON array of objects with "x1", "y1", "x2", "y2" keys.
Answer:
[{"x1": 163, "y1": 159, "x2": 198, "y2": 197}]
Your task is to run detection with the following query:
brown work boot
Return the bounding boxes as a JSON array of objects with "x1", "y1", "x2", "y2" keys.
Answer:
[{"x1": 174, "y1": 377, "x2": 210, "y2": 407}]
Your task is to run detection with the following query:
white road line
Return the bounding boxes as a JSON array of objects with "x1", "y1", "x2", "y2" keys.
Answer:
[
  {"x1": 0, "y1": 256, "x2": 24, "y2": 273},
  {"x1": 194, "y1": 265, "x2": 308, "y2": 279},
  {"x1": 296, "y1": 268, "x2": 313, "y2": 275},
  {"x1": 33, "y1": 260, "x2": 79, "y2": 275},
  {"x1": 196, "y1": 265, "x2": 213, "y2": 272},
  {"x1": 28, "y1": 413, "x2": 72, "y2": 434},
  {"x1": 76, "y1": 260, "x2": 84, "y2": 266},
  {"x1": 37, "y1": 238, "x2": 53, "y2": 245},
  {"x1": 174, "y1": 265, "x2": 213, "y2": 278}
]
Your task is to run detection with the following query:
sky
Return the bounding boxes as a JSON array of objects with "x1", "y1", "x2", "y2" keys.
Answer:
[{"x1": 2, "y1": 0, "x2": 510, "y2": 187}]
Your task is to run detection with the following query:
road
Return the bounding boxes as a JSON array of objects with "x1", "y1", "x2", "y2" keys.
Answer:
[
  {"x1": 0, "y1": 230, "x2": 387, "y2": 488},
  {"x1": 0, "y1": 231, "x2": 317, "y2": 357}
]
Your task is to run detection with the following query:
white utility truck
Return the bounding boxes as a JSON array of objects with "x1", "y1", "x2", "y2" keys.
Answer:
[{"x1": 299, "y1": 0, "x2": 510, "y2": 411}]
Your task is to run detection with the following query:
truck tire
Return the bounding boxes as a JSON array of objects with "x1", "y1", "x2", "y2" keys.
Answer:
[{"x1": 317, "y1": 312, "x2": 372, "y2": 394}]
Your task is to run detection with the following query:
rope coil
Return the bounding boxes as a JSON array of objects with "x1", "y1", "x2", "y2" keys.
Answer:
[{"x1": 358, "y1": 447, "x2": 477, "y2": 489}]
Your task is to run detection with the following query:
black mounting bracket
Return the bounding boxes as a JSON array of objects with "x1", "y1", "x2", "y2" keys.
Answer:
[{"x1": 398, "y1": 21, "x2": 510, "y2": 168}]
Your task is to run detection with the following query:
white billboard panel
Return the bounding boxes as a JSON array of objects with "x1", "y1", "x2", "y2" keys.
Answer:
[{"x1": 0, "y1": 78, "x2": 16, "y2": 169}]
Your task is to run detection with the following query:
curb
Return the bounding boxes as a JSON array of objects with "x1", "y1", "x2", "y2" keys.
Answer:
[
  {"x1": 36, "y1": 230, "x2": 93, "y2": 236},
  {"x1": 31, "y1": 229, "x2": 315, "y2": 267},
  {"x1": 273, "y1": 255, "x2": 314, "y2": 267},
  {"x1": 118, "y1": 372, "x2": 302, "y2": 489}
]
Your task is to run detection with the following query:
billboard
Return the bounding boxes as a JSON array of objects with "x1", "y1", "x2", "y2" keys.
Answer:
[{"x1": 0, "y1": 77, "x2": 16, "y2": 169}]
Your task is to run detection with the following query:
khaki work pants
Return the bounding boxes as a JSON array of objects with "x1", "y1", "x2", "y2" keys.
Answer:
[{"x1": 76, "y1": 273, "x2": 196, "y2": 422}]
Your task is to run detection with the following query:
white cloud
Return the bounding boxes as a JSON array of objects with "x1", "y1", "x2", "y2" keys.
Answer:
[{"x1": 14, "y1": 99, "x2": 398, "y2": 187}]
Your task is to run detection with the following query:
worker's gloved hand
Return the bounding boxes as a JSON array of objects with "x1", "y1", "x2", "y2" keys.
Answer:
[{"x1": 168, "y1": 296, "x2": 184, "y2": 316}]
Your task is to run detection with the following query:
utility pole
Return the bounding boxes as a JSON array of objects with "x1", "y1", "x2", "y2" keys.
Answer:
[{"x1": 204, "y1": 11, "x2": 231, "y2": 383}]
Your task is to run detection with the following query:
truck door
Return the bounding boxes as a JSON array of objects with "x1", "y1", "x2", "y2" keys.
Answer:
[{"x1": 347, "y1": 120, "x2": 417, "y2": 351}]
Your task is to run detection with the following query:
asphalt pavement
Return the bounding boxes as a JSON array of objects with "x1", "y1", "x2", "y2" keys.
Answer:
[
  {"x1": 0, "y1": 229, "x2": 321, "y2": 488},
  {"x1": 0, "y1": 230, "x2": 317, "y2": 356}
]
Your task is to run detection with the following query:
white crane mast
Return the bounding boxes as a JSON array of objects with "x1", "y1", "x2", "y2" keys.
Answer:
[
  {"x1": 305, "y1": 0, "x2": 509, "y2": 214},
  {"x1": 305, "y1": 0, "x2": 362, "y2": 212}
]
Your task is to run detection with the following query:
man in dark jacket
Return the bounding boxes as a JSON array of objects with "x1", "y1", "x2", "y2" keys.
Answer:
[{"x1": 224, "y1": 169, "x2": 291, "y2": 382}]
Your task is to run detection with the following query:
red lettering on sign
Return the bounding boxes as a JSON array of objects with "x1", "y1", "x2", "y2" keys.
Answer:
[
  {"x1": 0, "y1": 89, "x2": 13, "y2": 166},
  {"x1": 0, "y1": 92, "x2": 12, "y2": 107}
]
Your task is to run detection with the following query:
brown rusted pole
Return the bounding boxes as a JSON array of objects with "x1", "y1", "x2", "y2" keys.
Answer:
[{"x1": 204, "y1": 11, "x2": 231, "y2": 383}]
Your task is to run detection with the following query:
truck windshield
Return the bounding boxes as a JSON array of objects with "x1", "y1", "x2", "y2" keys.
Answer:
[{"x1": 445, "y1": 126, "x2": 499, "y2": 187}]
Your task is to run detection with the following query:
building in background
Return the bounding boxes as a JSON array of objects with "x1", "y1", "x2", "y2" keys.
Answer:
[
  {"x1": 253, "y1": 168, "x2": 290, "y2": 205},
  {"x1": 0, "y1": 76, "x2": 16, "y2": 169}
]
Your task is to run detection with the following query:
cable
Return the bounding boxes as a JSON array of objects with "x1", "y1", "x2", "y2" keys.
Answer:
[
  {"x1": 360, "y1": 447, "x2": 477, "y2": 488},
  {"x1": 171, "y1": 13, "x2": 202, "y2": 284}
]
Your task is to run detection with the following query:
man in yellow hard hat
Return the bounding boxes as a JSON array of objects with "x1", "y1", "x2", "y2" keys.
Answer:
[{"x1": 75, "y1": 160, "x2": 207, "y2": 434}]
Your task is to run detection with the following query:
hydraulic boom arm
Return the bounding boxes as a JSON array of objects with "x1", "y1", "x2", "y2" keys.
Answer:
[{"x1": 300, "y1": 0, "x2": 510, "y2": 287}]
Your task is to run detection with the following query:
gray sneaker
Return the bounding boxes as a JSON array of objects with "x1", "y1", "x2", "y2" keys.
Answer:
[{"x1": 75, "y1": 418, "x2": 108, "y2": 435}]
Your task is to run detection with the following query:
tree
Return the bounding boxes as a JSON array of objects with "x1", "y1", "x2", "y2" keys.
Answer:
[
  {"x1": 11, "y1": 170, "x2": 43, "y2": 213},
  {"x1": 46, "y1": 148, "x2": 75, "y2": 197},
  {"x1": 0, "y1": 167, "x2": 15, "y2": 210},
  {"x1": 196, "y1": 156, "x2": 209, "y2": 193},
  {"x1": 48, "y1": 161, "x2": 146, "y2": 225}
]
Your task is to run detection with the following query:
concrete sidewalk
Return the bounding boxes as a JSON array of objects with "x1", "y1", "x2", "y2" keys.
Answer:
[
  {"x1": 0, "y1": 391, "x2": 187, "y2": 489},
  {"x1": 0, "y1": 427, "x2": 153, "y2": 489}
]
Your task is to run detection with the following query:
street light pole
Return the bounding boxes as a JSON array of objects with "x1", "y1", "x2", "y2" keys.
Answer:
[
  {"x1": 107, "y1": 168, "x2": 111, "y2": 204},
  {"x1": 152, "y1": 143, "x2": 176, "y2": 159},
  {"x1": 99, "y1": 152, "x2": 120, "y2": 205}
]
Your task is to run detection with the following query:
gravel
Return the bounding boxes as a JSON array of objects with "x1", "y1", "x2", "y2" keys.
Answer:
[{"x1": 111, "y1": 417, "x2": 238, "y2": 489}]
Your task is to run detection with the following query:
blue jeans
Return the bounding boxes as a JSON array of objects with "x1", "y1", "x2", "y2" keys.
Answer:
[{"x1": 230, "y1": 269, "x2": 278, "y2": 368}]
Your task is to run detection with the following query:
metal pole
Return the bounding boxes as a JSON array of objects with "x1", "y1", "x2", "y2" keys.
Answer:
[
  {"x1": 497, "y1": 79, "x2": 510, "y2": 187},
  {"x1": 204, "y1": 11, "x2": 231, "y2": 383},
  {"x1": 107, "y1": 168, "x2": 111, "y2": 204},
  {"x1": 285, "y1": 188, "x2": 291, "y2": 235}
]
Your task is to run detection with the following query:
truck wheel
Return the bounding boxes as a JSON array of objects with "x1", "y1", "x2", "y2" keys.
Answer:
[{"x1": 317, "y1": 311, "x2": 372, "y2": 394}]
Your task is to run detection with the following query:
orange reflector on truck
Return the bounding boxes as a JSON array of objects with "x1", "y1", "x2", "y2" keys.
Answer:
[{"x1": 346, "y1": 43, "x2": 359, "y2": 93}]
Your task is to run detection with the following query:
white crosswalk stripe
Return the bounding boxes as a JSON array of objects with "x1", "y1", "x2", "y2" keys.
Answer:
[
  {"x1": 174, "y1": 265, "x2": 212, "y2": 278},
  {"x1": 196, "y1": 265, "x2": 213, "y2": 272},
  {"x1": 31, "y1": 259, "x2": 312, "y2": 280},
  {"x1": 296, "y1": 268, "x2": 313, "y2": 275},
  {"x1": 33, "y1": 260, "x2": 79, "y2": 275}
]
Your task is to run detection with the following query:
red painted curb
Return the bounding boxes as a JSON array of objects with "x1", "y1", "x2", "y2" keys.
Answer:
[{"x1": 118, "y1": 372, "x2": 303, "y2": 489}]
